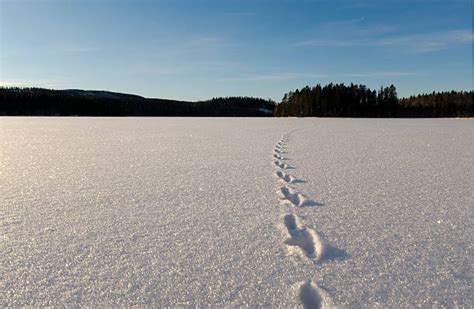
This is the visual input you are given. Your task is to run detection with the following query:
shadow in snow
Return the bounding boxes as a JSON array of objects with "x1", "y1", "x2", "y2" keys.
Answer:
[
  {"x1": 317, "y1": 231, "x2": 349, "y2": 262},
  {"x1": 299, "y1": 280, "x2": 322, "y2": 309}
]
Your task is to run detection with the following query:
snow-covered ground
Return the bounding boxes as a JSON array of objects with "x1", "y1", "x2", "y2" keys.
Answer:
[{"x1": 1, "y1": 118, "x2": 472, "y2": 307}]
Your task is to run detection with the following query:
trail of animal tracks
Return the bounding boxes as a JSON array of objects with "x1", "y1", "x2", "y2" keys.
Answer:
[{"x1": 1, "y1": 118, "x2": 473, "y2": 307}]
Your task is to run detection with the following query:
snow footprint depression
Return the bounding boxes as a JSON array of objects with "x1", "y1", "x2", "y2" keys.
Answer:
[{"x1": 271, "y1": 129, "x2": 345, "y2": 308}]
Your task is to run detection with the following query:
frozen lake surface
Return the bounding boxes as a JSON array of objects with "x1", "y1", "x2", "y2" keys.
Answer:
[{"x1": 1, "y1": 118, "x2": 473, "y2": 307}]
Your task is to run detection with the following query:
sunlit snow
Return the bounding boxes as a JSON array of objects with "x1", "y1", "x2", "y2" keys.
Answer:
[{"x1": 1, "y1": 118, "x2": 472, "y2": 307}]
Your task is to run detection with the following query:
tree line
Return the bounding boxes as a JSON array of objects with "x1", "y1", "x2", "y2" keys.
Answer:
[
  {"x1": 0, "y1": 88, "x2": 276, "y2": 117},
  {"x1": 1, "y1": 85, "x2": 472, "y2": 117},
  {"x1": 275, "y1": 83, "x2": 473, "y2": 117},
  {"x1": 399, "y1": 91, "x2": 473, "y2": 117}
]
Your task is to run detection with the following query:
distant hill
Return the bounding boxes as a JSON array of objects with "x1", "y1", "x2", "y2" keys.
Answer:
[{"x1": 0, "y1": 87, "x2": 276, "y2": 117}]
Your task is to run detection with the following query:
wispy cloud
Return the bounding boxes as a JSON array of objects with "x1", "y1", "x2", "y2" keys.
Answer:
[
  {"x1": 294, "y1": 22, "x2": 473, "y2": 54},
  {"x1": 131, "y1": 60, "x2": 240, "y2": 77},
  {"x1": 340, "y1": 71, "x2": 422, "y2": 78},
  {"x1": 148, "y1": 35, "x2": 234, "y2": 57},
  {"x1": 222, "y1": 71, "x2": 422, "y2": 82},
  {"x1": 292, "y1": 17, "x2": 395, "y2": 47},
  {"x1": 0, "y1": 78, "x2": 62, "y2": 88},
  {"x1": 293, "y1": 38, "x2": 368, "y2": 47},
  {"x1": 322, "y1": 17, "x2": 395, "y2": 35},
  {"x1": 317, "y1": 17, "x2": 395, "y2": 35},
  {"x1": 61, "y1": 46, "x2": 99, "y2": 54},
  {"x1": 222, "y1": 72, "x2": 327, "y2": 82},
  {"x1": 1, "y1": 44, "x2": 100, "y2": 58},
  {"x1": 132, "y1": 66, "x2": 189, "y2": 76},
  {"x1": 182, "y1": 36, "x2": 234, "y2": 51},
  {"x1": 379, "y1": 30, "x2": 474, "y2": 53},
  {"x1": 224, "y1": 12, "x2": 256, "y2": 17}
]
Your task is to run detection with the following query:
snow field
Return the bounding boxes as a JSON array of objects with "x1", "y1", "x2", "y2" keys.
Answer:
[{"x1": 1, "y1": 118, "x2": 472, "y2": 307}]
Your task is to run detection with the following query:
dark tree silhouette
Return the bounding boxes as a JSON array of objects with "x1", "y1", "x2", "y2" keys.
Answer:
[
  {"x1": 275, "y1": 83, "x2": 473, "y2": 117},
  {"x1": 0, "y1": 88, "x2": 276, "y2": 117},
  {"x1": 1, "y1": 86, "x2": 472, "y2": 117}
]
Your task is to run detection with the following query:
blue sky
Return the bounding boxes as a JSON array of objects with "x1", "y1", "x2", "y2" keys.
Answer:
[{"x1": 1, "y1": 0, "x2": 472, "y2": 101}]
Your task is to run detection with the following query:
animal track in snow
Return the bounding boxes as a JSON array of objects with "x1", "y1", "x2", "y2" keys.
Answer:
[
  {"x1": 279, "y1": 186, "x2": 321, "y2": 207},
  {"x1": 273, "y1": 153, "x2": 286, "y2": 160},
  {"x1": 275, "y1": 171, "x2": 295, "y2": 183},
  {"x1": 299, "y1": 280, "x2": 324, "y2": 309},
  {"x1": 273, "y1": 160, "x2": 292, "y2": 170},
  {"x1": 283, "y1": 214, "x2": 325, "y2": 261},
  {"x1": 272, "y1": 130, "x2": 344, "y2": 306},
  {"x1": 274, "y1": 171, "x2": 306, "y2": 184}
]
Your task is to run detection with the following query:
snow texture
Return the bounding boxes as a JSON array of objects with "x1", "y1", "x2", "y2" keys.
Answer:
[{"x1": 1, "y1": 118, "x2": 473, "y2": 307}]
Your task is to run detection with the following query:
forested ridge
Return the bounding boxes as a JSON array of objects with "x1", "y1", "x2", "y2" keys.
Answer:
[
  {"x1": 275, "y1": 83, "x2": 473, "y2": 117},
  {"x1": 0, "y1": 85, "x2": 472, "y2": 117},
  {"x1": 0, "y1": 88, "x2": 275, "y2": 116}
]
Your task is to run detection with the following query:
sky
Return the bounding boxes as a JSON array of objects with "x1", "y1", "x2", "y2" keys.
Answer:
[{"x1": 0, "y1": 0, "x2": 472, "y2": 101}]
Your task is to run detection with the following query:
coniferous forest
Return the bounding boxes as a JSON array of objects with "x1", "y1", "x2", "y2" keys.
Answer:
[
  {"x1": 0, "y1": 85, "x2": 472, "y2": 117},
  {"x1": 274, "y1": 84, "x2": 473, "y2": 117},
  {"x1": 0, "y1": 88, "x2": 276, "y2": 117}
]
